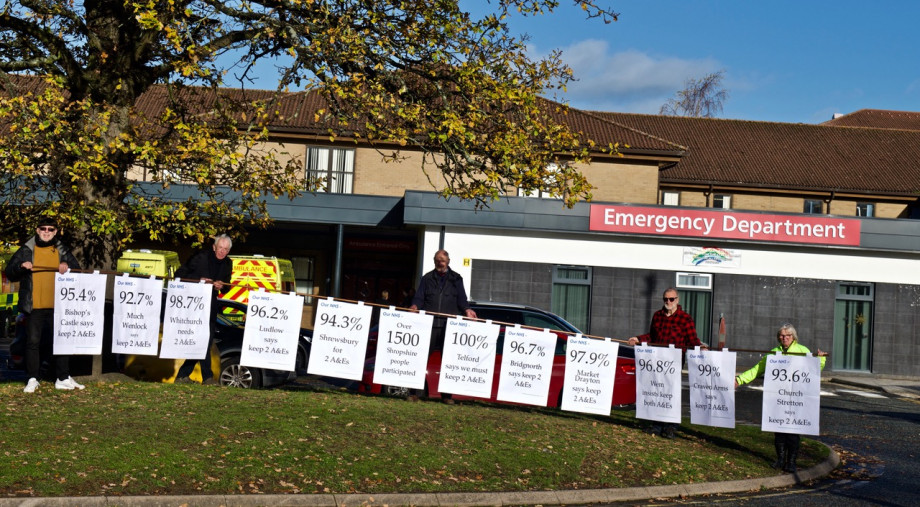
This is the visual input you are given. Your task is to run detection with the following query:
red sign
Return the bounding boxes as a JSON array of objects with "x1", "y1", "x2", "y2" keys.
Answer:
[{"x1": 589, "y1": 205, "x2": 861, "y2": 246}]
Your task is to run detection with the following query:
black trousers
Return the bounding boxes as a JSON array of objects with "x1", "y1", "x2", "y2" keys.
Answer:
[
  {"x1": 27, "y1": 308, "x2": 70, "y2": 381},
  {"x1": 176, "y1": 318, "x2": 216, "y2": 381}
]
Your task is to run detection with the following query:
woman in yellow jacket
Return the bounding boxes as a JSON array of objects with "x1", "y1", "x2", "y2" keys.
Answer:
[{"x1": 735, "y1": 323, "x2": 827, "y2": 473}]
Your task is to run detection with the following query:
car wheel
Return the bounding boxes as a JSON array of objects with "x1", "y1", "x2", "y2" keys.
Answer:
[
  {"x1": 295, "y1": 347, "x2": 309, "y2": 376},
  {"x1": 219, "y1": 354, "x2": 262, "y2": 388},
  {"x1": 384, "y1": 385, "x2": 411, "y2": 397}
]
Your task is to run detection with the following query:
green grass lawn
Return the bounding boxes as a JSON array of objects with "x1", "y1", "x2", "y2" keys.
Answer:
[{"x1": 0, "y1": 380, "x2": 828, "y2": 497}]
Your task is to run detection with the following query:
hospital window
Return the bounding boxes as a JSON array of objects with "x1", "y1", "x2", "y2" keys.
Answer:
[
  {"x1": 518, "y1": 163, "x2": 563, "y2": 199},
  {"x1": 713, "y1": 194, "x2": 732, "y2": 209},
  {"x1": 305, "y1": 147, "x2": 355, "y2": 194},
  {"x1": 856, "y1": 203, "x2": 875, "y2": 217},
  {"x1": 804, "y1": 199, "x2": 823, "y2": 214},
  {"x1": 551, "y1": 266, "x2": 591, "y2": 333},
  {"x1": 662, "y1": 191, "x2": 680, "y2": 206}
]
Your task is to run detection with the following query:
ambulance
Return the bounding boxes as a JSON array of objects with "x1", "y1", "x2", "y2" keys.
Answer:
[
  {"x1": 116, "y1": 249, "x2": 218, "y2": 382},
  {"x1": 221, "y1": 255, "x2": 296, "y2": 318},
  {"x1": 115, "y1": 249, "x2": 181, "y2": 279}
]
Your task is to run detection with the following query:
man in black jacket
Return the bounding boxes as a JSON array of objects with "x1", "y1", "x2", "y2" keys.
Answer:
[
  {"x1": 5, "y1": 218, "x2": 82, "y2": 393},
  {"x1": 409, "y1": 249, "x2": 477, "y2": 402},
  {"x1": 174, "y1": 234, "x2": 233, "y2": 384}
]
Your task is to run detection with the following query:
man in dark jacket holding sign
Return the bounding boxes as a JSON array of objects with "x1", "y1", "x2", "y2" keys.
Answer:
[
  {"x1": 173, "y1": 234, "x2": 233, "y2": 384},
  {"x1": 5, "y1": 217, "x2": 82, "y2": 393},
  {"x1": 409, "y1": 249, "x2": 477, "y2": 403}
]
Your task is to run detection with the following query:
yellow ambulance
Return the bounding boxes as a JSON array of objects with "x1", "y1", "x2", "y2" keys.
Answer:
[
  {"x1": 221, "y1": 255, "x2": 296, "y2": 317},
  {"x1": 115, "y1": 249, "x2": 181, "y2": 279},
  {"x1": 116, "y1": 249, "x2": 218, "y2": 383}
]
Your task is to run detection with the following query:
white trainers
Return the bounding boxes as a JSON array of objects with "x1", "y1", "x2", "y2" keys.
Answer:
[
  {"x1": 55, "y1": 377, "x2": 86, "y2": 390},
  {"x1": 24, "y1": 378, "x2": 40, "y2": 393}
]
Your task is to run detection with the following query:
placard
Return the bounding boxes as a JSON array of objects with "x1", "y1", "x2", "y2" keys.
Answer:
[
  {"x1": 307, "y1": 298, "x2": 373, "y2": 380},
  {"x1": 438, "y1": 318, "x2": 500, "y2": 398},
  {"x1": 688, "y1": 347, "x2": 736, "y2": 428},
  {"x1": 761, "y1": 353, "x2": 822, "y2": 436},
  {"x1": 560, "y1": 335, "x2": 618, "y2": 416},
  {"x1": 635, "y1": 344, "x2": 683, "y2": 423},
  {"x1": 373, "y1": 308, "x2": 433, "y2": 389},
  {"x1": 111, "y1": 275, "x2": 163, "y2": 356},
  {"x1": 240, "y1": 289, "x2": 305, "y2": 371},
  {"x1": 496, "y1": 326, "x2": 557, "y2": 406},
  {"x1": 159, "y1": 281, "x2": 214, "y2": 360},
  {"x1": 53, "y1": 271, "x2": 107, "y2": 355}
]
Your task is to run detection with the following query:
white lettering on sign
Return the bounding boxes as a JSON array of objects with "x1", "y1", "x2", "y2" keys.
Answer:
[{"x1": 589, "y1": 205, "x2": 861, "y2": 246}]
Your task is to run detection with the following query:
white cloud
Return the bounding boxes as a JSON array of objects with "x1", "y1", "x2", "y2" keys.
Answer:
[{"x1": 535, "y1": 39, "x2": 723, "y2": 113}]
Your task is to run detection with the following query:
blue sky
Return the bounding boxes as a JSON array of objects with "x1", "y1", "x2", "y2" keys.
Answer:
[
  {"x1": 231, "y1": 1, "x2": 920, "y2": 125},
  {"x1": 490, "y1": 0, "x2": 920, "y2": 124}
]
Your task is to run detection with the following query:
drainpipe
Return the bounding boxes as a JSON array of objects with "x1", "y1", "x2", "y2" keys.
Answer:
[{"x1": 332, "y1": 224, "x2": 344, "y2": 297}]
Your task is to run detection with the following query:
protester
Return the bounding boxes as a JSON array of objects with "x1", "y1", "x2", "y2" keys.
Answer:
[
  {"x1": 734, "y1": 323, "x2": 827, "y2": 473},
  {"x1": 173, "y1": 234, "x2": 233, "y2": 384},
  {"x1": 5, "y1": 217, "x2": 83, "y2": 392},
  {"x1": 628, "y1": 287, "x2": 707, "y2": 438},
  {"x1": 409, "y1": 249, "x2": 477, "y2": 403}
]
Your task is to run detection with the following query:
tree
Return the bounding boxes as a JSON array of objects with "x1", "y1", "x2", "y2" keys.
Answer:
[
  {"x1": 659, "y1": 71, "x2": 728, "y2": 118},
  {"x1": 0, "y1": 0, "x2": 619, "y2": 268}
]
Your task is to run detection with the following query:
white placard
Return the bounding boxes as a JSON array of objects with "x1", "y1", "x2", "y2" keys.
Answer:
[
  {"x1": 159, "y1": 281, "x2": 214, "y2": 360},
  {"x1": 53, "y1": 272, "x2": 107, "y2": 355},
  {"x1": 373, "y1": 308, "x2": 433, "y2": 389},
  {"x1": 240, "y1": 290, "x2": 305, "y2": 371},
  {"x1": 560, "y1": 335, "x2": 618, "y2": 415},
  {"x1": 688, "y1": 347, "x2": 737, "y2": 428},
  {"x1": 635, "y1": 345, "x2": 683, "y2": 423},
  {"x1": 307, "y1": 298, "x2": 373, "y2": 380},
  {"x1": 761, "y1": 353, "x2": 822, "y2": 436},
  {"x1": 438, "y1": 318, "x2": 500, "y2": 398},
  {"x1": 112, "y1": 275, "x2": 163, "y2": 356},
  {"x1": 496, "y1": 326, "x2": 557, "y2": 406}
]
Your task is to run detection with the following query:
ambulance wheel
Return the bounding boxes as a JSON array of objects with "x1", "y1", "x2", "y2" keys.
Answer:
[{"x1": 219, "y1": 354, "x2": 262, "y2": 389}]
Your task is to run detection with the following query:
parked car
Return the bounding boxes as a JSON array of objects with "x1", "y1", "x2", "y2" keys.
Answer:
[
  {"x1": 9, "y1": 295, "x2": 311, "y2": 389},
  {"x1": 358, "y1": 301, "x2": 637, "y2": 407},
  {"x1": 211, "y1": 298, "x2": 311, "y2": 388}
]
